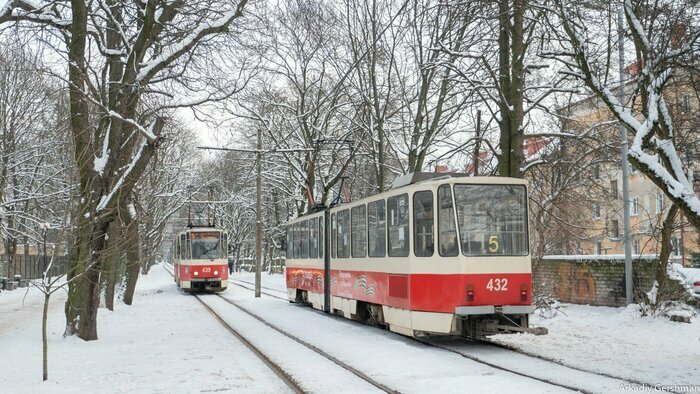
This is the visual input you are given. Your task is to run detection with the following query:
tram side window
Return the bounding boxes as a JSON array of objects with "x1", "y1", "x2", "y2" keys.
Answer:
[
  {"x1": 319, "y1": 217, "x2": 324, "y2": 258},
  {"x1": 438, "y1": 185, "x2": 459, "y2": 257},
  {"x1": 351, "y1": 205, "x2": 367, "y2": 258},
  {"x1": 293, "y1": 223, "x2": 300, "y2": 259},
  {"x1": 286, "y1": 226, "x2": 292, "y2": 260},
  {"x1": 413, "y1": 191, "x2": 434, "y2": 257},
  {"x1": 368, "y1": 200, "x2": 386, "y2": 257},
  {"x1": 309, "y1": 219, "x2": 318, "y2": 259},
  {"x1": 337, "y1": 209, "x2": 351, "y2": 258},
  {"x1": 221, "y1": 233, "x2": 228, "y2": 259},
  {"x1": 387, "y1": 194, "x2": 409, "y2": 257},
  {"x1": 301, "y1": 220, "x2": 309, "y2": 259},
  {"x1": 331, "y1": 213, "x2": 337, "y2": 259},
  {"x1": 180, "y1": 235, "x2": 186, "y2": 259}
]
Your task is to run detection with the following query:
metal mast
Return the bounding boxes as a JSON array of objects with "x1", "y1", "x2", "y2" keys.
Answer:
[{"x1": 618, "y1": 5, "x2": 633, "y2": 305}]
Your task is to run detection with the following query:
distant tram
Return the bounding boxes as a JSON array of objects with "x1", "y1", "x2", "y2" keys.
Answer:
[
  {"x1": 174, "y1": 227, "x2": 228, "y2": 292},
  {"x1": 285, "y1": 173, "x2": 534, "y2": 338}
]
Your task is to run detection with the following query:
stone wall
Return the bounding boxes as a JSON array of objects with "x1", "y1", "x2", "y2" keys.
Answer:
[{"x1": 533, "y1": 256, "x2": 658, "y2": 307}]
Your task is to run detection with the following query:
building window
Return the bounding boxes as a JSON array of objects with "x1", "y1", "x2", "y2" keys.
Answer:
[
  {"x1": 592, "y1": 165, "x2": 600, "y2": 179},
  {"x1": 611, "y1": 180, "x2": 618, "y2": 198},
  {"x1": 656, "y1": 193, "x2": 664, "y2": 213},
  {"x1": 610, "y1": 219, "x2": 620, "y2": 238},
  {"x1": 592, "y1": 203, "x2": 600, "y2": 219},
  {"x1": 672, "y1": 237, "x2": 681, "y2": 257},
  {"x1": 681, "y1": 93, "x2": 691, "y2": 113},
  {"x1": 633, "y1": 239, "x2": 640, "y2": 255},
  {"x1": 631, "y1": 197, "x2": 639, "y2": 216},
  {"x1": 595, "y1": 240, "x2": 602, "y2": 255}
]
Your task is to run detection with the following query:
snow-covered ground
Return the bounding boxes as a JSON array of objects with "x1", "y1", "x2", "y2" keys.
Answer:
[
  {"x1": 493, "y1": 304, "x2": 700, "y2": 387},
  {"x1": 1, "y1": 264, "x2": 699, "y2": 393}
]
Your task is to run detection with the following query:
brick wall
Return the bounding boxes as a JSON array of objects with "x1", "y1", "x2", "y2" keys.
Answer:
[{"x1": 533, "y1": 256, "x2": 658, "y2": 306}]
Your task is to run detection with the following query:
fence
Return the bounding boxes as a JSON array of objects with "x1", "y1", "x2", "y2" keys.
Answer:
[{"x1": 0, "y1": 254, "x2": 67, "y2": 280}]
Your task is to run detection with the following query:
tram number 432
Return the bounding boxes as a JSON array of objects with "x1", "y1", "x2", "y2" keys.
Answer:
[{"x1": 486, "y1": 278, "x2": 508, "y2": 291}]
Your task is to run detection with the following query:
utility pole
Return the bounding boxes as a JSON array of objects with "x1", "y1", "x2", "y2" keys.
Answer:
[
  {"x1": 198, "y1": 141, "x2": 313, "y2": 299},
  {"x1": 618, "y1": 5, "x2": 633, "y2": 305}
]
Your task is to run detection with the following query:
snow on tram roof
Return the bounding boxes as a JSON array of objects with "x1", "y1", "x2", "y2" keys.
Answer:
[{"x1": 388, "y1": 172, "x2": 527, "y2": 190}]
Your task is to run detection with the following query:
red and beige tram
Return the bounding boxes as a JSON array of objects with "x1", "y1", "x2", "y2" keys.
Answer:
[
  {"x1": 174, "y1": 227, "x2": 228, "y2": 292},
  {"x1": 285, "y1": 174, "x2": 533, "y2": 338}
]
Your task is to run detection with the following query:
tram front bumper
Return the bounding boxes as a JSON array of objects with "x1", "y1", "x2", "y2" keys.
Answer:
[{"x1": 454, "y1": 305, "x2": 533, "y2": 315}]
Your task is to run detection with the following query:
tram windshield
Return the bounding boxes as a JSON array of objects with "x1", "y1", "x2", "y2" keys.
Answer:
[
  {"x1": 190, "y1": 231, "x2": 222, "y2": 260},
  {"x1": 453, "y1": 185, "x2": 528, "y2": 256}
]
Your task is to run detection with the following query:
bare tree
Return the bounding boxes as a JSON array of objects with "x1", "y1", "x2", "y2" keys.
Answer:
[{"x1": 1, "y1": 0, "x2": 250, "y2": 340}]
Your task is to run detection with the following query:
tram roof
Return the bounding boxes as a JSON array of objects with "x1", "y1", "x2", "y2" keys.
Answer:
[
  {"x1": 389, "y1": 172, "x2": 526, "y2": 189},
  {"x1": 285, "y1": 174, "x2": 527, "y2": 225}
]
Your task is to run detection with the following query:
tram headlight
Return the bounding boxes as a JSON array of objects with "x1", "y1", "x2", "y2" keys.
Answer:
[
  {"x1": 214, "y1": 271, "x2": 219, "y2": 276},
  {"x1": 194, "y1": 271, "x2": 199, "y2": 276}
]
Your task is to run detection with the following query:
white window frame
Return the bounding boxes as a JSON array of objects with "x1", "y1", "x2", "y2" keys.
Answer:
[
  {"x1": 633, "y1": 239, "x2": 640, "y2": 255},
  {"x1": 594, "y1": 240, "x2": 602, "y2": 255},
  {"x1": 592, "y1": 203, "x2": 600, "y2": 219},
  {"x1": 656, "y1": 193, "x2": 664, "y2": 214},
  {"x1": 631, "y1": 197, "x2": 639, "y2": 216}
]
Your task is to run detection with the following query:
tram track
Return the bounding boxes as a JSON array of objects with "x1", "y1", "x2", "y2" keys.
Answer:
[
  {"x1": 166, "y1": 265, "x2": 398, "y2": 393},
  {"x1": 412, "y1": 337, "x2": 651, "y2": 394},
  {"x1": 474, "y1": 338, "x2": 676, "y2": 392},
  {"x1": 214, "y1": 292, "x2": 400, "y2": 394},
  {"x1": 192, "y1": 295, "x2": 306, "y2": 393},
  {"x1": 229, "y1": 278, "x2": 288, "y2": 300},
  {"x1": 230, "y1": 278, "x2": 288, "y2": 298},
  {"x1": 172, "y1": 266, "x2": 673, "y2": 393},
  {"x1": 230, "y1": 279, "x2": 659, "y2": 394}
]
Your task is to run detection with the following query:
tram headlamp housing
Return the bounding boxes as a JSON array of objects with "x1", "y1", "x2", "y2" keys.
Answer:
[
  {"x1": 194, "y1": 271, "x2": 199, "y2": 276},
  {"x1": 214, "y1": 271, "x2": 219, "y2": 276}
]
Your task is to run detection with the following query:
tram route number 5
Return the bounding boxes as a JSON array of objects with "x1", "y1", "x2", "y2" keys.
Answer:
[
  {"x1": 488, "y1": 235, "x2": 499, "y2": 253},
  {"x1": 486, "y1": 278, "x2": 508, "y2": 291}
]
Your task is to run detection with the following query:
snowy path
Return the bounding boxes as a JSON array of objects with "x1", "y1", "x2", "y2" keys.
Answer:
[{"x1": 0, "y1": 268, "x2": 291, "y2": 393}]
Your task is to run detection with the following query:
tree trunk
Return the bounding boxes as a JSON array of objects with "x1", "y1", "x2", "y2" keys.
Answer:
[
  {"x1": 497, "y1": 0, "x2": 526, "y2": 178},
  {"x1": 104, "y1": 223, "x2": 121, "y2": 311},
  {"x1": 42, "y1": 290, "x2": 50, "y2": 381},
  {"x1": 656, "y1": 204, "x2": 679, "y2": 297},
  {"x1": 123, "y1": 219, "x2": 141, "y2": 305}
]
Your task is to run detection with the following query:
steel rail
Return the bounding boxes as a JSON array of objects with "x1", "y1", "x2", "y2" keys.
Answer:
[
  {"x1": 193, "y1": 295, "x2": 306, "y2": 394},
  {"x1": 215, "y1": 293, "x2": 400, "y2": 394}
]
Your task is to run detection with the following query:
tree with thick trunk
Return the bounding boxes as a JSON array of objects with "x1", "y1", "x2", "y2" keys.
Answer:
[{"x1": 2, "y1": 0, "x2": 250, "y2": 340}]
